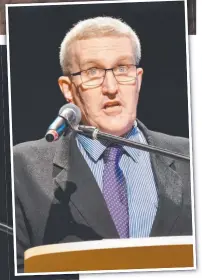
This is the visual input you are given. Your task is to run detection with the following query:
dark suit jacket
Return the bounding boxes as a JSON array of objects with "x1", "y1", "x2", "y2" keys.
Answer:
[{"x1": 14, "y1": 121, "x2": 192, "y2": 273}]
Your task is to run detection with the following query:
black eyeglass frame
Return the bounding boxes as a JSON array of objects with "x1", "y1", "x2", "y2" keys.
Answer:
[{"x1": 69, "y1": 64, "x2": 139, "y2": 86}]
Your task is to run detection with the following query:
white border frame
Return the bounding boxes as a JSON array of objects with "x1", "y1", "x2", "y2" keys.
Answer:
[
  {"x1": 5, "y1": 0, "x2": 196, "y2": 276},
  {"x1": 0, "y1": 35, "x2": 6, "y2": 45}
]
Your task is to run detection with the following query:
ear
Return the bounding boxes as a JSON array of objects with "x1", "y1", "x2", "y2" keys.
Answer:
[
  {"x1": 58, "y1": 76, "x2": 73, "y2": 103},
  {"x1": 136, "y1": 68, "x2": 144, "y2": 92}
]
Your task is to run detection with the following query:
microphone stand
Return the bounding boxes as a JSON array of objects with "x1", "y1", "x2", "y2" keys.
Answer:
[{"x1": 76, "y1": 125, "x2": 190, "y2": 162}]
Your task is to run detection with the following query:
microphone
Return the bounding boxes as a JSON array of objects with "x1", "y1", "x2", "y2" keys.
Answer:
[{"x1": 45, "y1": 103, "x2": 81, "y2": 142}]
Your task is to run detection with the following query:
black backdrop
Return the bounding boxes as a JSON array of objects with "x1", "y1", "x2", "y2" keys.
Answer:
[{"x1": 8, "y1": 1, "x2": 189, "y2": 146}]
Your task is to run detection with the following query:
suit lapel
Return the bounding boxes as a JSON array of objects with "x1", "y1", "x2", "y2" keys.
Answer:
[
  {"x1": 53, "y1": 132, "x2": 119, "y2": 239},
  {"x1": 138, "y1": 122, "x2": 183, "y2": 236},
  {"x1": 149, "y1": 152, "x2": 183, "y2": 236}
]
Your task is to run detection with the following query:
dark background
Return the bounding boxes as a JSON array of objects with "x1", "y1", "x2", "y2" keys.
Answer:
[
  {"x1": 7, "y1": 0, "x2": 190, "y2": 146},
  {"x1": 0, "y1": 0, "x2": 197, "y2": 35}
]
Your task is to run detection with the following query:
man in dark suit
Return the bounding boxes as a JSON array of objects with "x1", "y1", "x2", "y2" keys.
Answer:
[{"x1": 14, "y1": 16, "x2": 192, "y2": 273}]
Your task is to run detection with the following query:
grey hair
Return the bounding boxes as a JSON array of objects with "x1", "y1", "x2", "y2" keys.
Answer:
[{"x1": 59, "y1": 16, "x2": 141, "y2": 75}]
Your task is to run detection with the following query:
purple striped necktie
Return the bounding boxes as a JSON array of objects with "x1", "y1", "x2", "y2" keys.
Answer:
[{"x1": 102, "y1": 144, "x2": 129, "y2": 238}]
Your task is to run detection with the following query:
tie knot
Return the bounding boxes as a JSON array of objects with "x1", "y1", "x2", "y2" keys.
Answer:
[{"x1": 103, "y1": 145, "x2": 124, "y2": 163}]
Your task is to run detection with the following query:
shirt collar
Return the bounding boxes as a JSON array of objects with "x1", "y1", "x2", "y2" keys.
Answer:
[{"x1": 76, "y1": 123, "x2": 142, "y2": 163}]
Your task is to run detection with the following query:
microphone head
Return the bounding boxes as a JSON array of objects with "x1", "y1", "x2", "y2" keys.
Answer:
[{"x1": 59, "y1": 103, "x2": 81, "y2": 127}]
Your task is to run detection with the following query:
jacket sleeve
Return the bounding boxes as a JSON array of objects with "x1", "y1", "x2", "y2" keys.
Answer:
[
  {"x1": 14, "y1": 149, "x2": 79, "y2": 279},
  {"x1": 15, "y1": 170, "x2": 31, "y2": 273}
]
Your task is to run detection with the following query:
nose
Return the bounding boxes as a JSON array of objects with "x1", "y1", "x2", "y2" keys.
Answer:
[{"x1": 101, "y1": 70, "x2": 118, "y2": 96}]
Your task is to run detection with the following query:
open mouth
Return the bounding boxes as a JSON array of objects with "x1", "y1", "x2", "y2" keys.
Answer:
[
  {"x1": 103, "y1": 101, "x2": 122, "y2": 115},
  {"x1": 103, "y1": 101, "x2": 121, "y2": 109}
]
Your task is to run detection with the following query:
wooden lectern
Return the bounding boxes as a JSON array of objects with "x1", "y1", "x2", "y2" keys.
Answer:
[{"x1": 24, "y1": 236, "x2": 195, "y2": 274}]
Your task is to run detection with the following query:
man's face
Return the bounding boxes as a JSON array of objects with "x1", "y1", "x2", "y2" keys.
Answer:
[{"x1": 59, "y1": 36, "x2": 143, "y2": 136}]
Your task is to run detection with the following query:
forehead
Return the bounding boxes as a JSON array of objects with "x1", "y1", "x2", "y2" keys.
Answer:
[{"x1": 70, "y1": 36, "x2": 135, "y2": 68}]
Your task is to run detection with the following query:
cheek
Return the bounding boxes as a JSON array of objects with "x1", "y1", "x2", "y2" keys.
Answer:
[
  {"x1": 78, "y1": 92, "x2": 102, "y2": 117},
  {"x1": 121, "y1": 87, "x2": 139, "y2": 111}
]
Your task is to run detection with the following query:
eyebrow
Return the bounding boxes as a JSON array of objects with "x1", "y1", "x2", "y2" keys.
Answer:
[{"x1": 79, "y1": 55, "x2": 135, "y2": 69}]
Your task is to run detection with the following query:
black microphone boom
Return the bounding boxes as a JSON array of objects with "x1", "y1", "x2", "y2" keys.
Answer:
[
  {"x1": 45, "y1": 103, "x2": 81, "y2": 142},
  {"x1": 77, "y1": 125, "x2": 190, "y2": 162}
]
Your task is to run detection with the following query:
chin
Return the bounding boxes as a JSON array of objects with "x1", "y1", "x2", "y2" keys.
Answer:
[{"x1": 99, "y1": 119, "x2": 134, "y2": 136}]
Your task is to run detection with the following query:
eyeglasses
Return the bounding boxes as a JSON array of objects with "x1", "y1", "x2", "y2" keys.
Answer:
[{"x1": 69, "y1": 64, "x2": 138, "y2": 87}]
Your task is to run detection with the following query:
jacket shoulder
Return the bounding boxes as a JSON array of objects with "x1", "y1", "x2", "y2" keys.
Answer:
[
  {"x1": 148, "y1": 130, "x2": 190, "y2": 156},
  {"x1": 13, "y1": 138, "x2": 57, "y2": 164}
]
